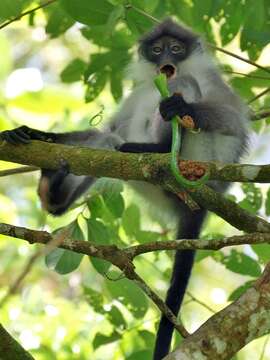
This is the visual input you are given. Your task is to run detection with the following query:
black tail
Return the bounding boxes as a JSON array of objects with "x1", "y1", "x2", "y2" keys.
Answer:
[{"x1": 153, "y1": 208, "x2": 206, "y2": 360}]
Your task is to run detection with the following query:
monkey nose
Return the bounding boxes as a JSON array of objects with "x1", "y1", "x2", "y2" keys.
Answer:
[{"x1": 159, "y1": 64, "x2": 176, "y2": 79}]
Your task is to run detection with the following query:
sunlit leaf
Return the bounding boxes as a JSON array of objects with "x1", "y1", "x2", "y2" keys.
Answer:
[
  {"x1": 228, "y1": 280, "x2": 254, "y2": 301},
  {"x1": 106, "y1": 272, "x2": 148, "y2": 318},
  {"x1": 61, "y1": 0, "x2": 114, "y2": 26},
  {"x1": 45, "y1": 221, "x2": 84, "y2": 274}
]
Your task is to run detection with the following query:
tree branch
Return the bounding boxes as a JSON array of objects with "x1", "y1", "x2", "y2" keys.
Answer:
[
  {"x1": 0, "y1": 166, "x2": 38, "y2": 177},
  {"x1": 0, "y1": 0, "x2": 58, "y2": 30},
  {"x1": 2, "y1": 222, "x2": 270, "y2": 359},
  {"x1": 165, "y1": 262, "x2": 270, "y2": 360},
  {"x1": 0, "y1": 324, "x2": 35, "y2": 360},
  {"x1": 1, "y1": 139, "x2": 270, "y2": 234}
]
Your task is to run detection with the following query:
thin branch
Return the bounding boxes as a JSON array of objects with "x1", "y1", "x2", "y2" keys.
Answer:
[
  {"x1": 0, "y1": 166, "x2": 38, "y2": 177},
  {"x1": 127, "y1": 232, "x2": 270, "y2": 258},
  {"x1": 186, "y1": 291, "x2": 215, "y2": 314},
  {"x1": 224, "y1": 70, "x2": 270, "y2": 80},
  {"x1": 248, "y1": 87, "x2": 270, "y2": 104},
  {"x1": 2, "y1": 223, "x2": 270, "y2": 264},
  {"x1": 126, "y1": 270, "x2": 189, "y2": 338},
  {"x1": 0, "y1": 0, "x2": 58, "y2": 30},
  {"x1": 251, "y1": 109, "x2": 270, "y2": 121},
  {"x1": 210, "y1": 45, "x2": 270, "y2": 75},
  {"x1": 125, "y1": 4, "x2": 160, "y2": 24}
]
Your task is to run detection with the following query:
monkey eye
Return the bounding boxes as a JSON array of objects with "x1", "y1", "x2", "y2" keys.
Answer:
[
  {"x1": 171, "y1": 44, "x2": 185, "y2": 54},
  {"x1": 152, "y1": 46, "x2": 162, "y2": 55}
]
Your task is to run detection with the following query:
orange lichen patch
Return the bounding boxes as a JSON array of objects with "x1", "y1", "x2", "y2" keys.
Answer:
[
  {"x1": 178, "y1": 160, "x2": 207, "y2": 180},
  {"x1": 179, "y1": 115, "x2": 195, "y2": 129}
]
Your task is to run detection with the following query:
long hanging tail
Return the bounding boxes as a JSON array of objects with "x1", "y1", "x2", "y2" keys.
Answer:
[{"x1": 153, "y1": 208, "x2": 206, "y2": 360}]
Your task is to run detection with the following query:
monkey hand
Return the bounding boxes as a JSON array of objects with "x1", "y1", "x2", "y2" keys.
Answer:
[
  {"x1": 159, "y1": 93, "x2": 195, "y2": 123},
  {"x1": 1, "y1": 126, "x2": 56, "y2": 145}
]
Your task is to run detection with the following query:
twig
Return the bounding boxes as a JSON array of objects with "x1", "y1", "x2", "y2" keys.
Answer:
[
  {"x1": 210, "y1": 45, "x2": 270, "y2": 75},
  {"x1": 248, "y1": 87, "x2": 270, "y2": 104},
  {"x1": 0, "y1": 0, "x2": 58, "y2": 30},
  {"x1": 0, "y1": 165, "x2": 38, "y2": 177},
  {"x1": 126, "y1": 270, "x2": 189, "y2": 338},
  {"x1": 251, "y1": 109, "x2": 270, "y2": 121},
  {"x1": 224, "y1": 70, "x2": 270, "y2": 80},
  {"x1": 125, "y1": 4, "x2": 160, "y2": 24},
  {"x1": 186, "y1": 291, "x2": 215, "y2": 313}
]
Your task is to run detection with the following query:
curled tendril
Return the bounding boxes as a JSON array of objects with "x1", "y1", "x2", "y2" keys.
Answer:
[{"x1": 89, "y1": 105, "x2": 105, "y2": 127}]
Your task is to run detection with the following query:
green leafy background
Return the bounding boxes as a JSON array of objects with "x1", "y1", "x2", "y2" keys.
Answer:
[{"x1": 0, "y1": 1, "x2": 270, "y2": 359}]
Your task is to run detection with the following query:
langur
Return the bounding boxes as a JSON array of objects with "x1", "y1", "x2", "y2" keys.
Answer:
[{"x1": 1, "y1": 19, "x2": 249, "y2": 360}]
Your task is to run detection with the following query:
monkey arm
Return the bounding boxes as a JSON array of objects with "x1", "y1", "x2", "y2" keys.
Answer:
[
  {"x1": 117, "y1": 141, "x2": 171, "y2": 153},
  {"x1": 160, "y1": 95, "x2": 248, "y2": 137},
  {"x1": 1, "y1": 125, "x2": 101, "y2": 146}
]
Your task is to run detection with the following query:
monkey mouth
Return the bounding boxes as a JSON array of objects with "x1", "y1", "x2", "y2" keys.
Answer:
[{"x1": 159, "y1": 64, "x2": 176, "y2": 79}]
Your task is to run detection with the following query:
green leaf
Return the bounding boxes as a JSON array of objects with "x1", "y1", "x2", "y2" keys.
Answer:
[
  {"x1": 106, "y1": 305, "x2": 126, "y2": 329},
  {"x1": 90, "y1": 178, "x2": 124, "y2": 195},
  {"x1": 136, "y1": 230, "x2": 161, "y2": 244},
  {"x1": 110, "y1": 69, "x2": 123, "y2": 102},
  {"x1": 251, "y1": 244, "x2": 270, "y2": 264},
  {"x1": 106, "y1": 273, "x2": 148, "y2": 318},
  {"x1": 138, "y1": 330, "x2": 155, "y2": 348},
  {"x1": 60, "y1": 59, "x2": 87, "y2": 83},
  {"x1": 265, "y1": 186, "x2": 270, "y2": 216},
  {"x1": 222, "y1": 250, "x2": 261, "y2": 277},
  {"x1": 85, "y1": 71, "x2": 108, "y2": 102},
  {"x1": 106, "y1": 4, "x2": 124, "y2": 35},
  {"x1": 228, "y1": 280, "x2": 254, "y2": 301},
  {"x1": 60, "y1": 0, "x2": 114, "y2": 26},
  {"x1": 0, "y1": 0, "x2": 31, "y2": 21},
  {"x1": 45, "y1": 221, "x2": 84, "y2": 274},
  {"x1": 93, "y1": 331, "x2": 121, "y2": 349},
  {"x1": 239, "y1": 183, "x2": 262, "y2": 214},
  {"x1": 103, "y1": 192, "x2": 125, "y2": 219},
  {"x1": 87, "y1": 218, "x2": 111, "y2": 274},
  {"x1": 45, "y1": 2, "x2": 75, "y2": 37},
  {"x1": 87, "y1": 194, "x2": 106, "y2": 220},
  {"x1": 126, "y1": 10, "x2": 153, "y2": 36},
  {"x1": 220, "y1": 1, "x2": 243, "y2": 46},
  {"x1": 122, "y1": 204, "x2": 141, "y2": 237},
  {"x1": 84, "y1": 286, "x2": 105, "y2": 313},
  {"x1": 126, "y1": 350, "x2": 152, "y2": 360}
]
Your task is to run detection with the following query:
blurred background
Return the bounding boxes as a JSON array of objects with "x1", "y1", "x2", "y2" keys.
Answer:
[{"x1": 0, "y1": 1, "x2": 270, "y2": 359}]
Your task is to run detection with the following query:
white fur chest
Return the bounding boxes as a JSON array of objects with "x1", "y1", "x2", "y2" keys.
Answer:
[{"x1": 126, "y1": 86, "x2": 160, "y2": 142}]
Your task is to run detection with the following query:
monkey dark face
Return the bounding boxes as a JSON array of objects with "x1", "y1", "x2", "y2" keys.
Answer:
[{"x1": 139, "y1": 19, "x2": 200, "y2": 79}]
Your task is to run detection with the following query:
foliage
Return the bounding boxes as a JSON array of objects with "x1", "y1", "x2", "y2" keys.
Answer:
[{"x1": 0, "y1": 0, "x2": 270, "y2": 359}]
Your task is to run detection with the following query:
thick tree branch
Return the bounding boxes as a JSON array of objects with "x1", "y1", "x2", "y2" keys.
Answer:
[
  {"x1": 165, "y1": 262, "x2": 270, "y2": 360},
  {"x1": 0, "y1": 324, "x2": 35, "y2": 360},
  {"x1": 1, "y1": 139, "x2": 270, "y2": 234}
]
